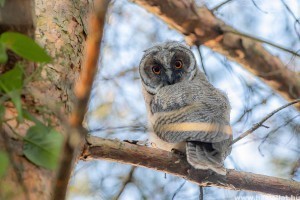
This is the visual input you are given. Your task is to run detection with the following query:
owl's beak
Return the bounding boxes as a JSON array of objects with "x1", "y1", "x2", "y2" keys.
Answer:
[
  {"x1": 163, "y1": 75, "x2": 176, "y2": 85},
  {"x1": 161, "y1": 73, "x2": 175, "y2": 86},
  {"x1": 166, "y1": 76, "x2": 175, "y2": 85},
  {"x1": 162, "y1": 69, "x2": 178, "y2": 85}
]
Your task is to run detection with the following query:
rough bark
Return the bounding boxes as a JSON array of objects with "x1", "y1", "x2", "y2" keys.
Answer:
[
  {"x1": 81, "y1": 136, "x2": 300, "y2": 196},
  {"x1": 132, "y1": 0, "x2": 300, "y2": 109},
  {"x1": 53, "y1": 0, "x2": 110, "y2": 198},
  {"x1": 0, "y1": 0, "x2": 89, "y2": 199}
]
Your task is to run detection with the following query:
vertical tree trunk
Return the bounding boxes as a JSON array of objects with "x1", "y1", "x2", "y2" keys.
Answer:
[{"x1": 0, "y1": 0, "x2": 89, "y2": 199}]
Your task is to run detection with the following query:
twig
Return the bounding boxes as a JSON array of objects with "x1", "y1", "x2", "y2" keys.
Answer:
[
  {"x1": 232, "y1": 99, "x2": 300, "y2": 145},
  {"x1": 199, "y1": 186, "x2": 204, "y2": 200},
  {"x1": 222, "y1": 28, "x2": 300, "y2": 57},
  {"x1": 52, "y1": 1, "x2": 110, "y2": 199},
  {"x1": 196, "y1": 46, "x2": 208, "y2": 78},
  {"x1": 101, "y1": 67, "x2": 138, "y2": 81},
  {"x1": 171, "y1": 180, "x2": 186, "y2": 200},
  {"x1": 280, "y1": 0, "x2": 300, "y2": 39},
  {"x1": 232, "y1": 93, "x2": 274, "y2": 126},
  {"x1": 113, "y1": 167, "x2": 136, "y2": 200},
  {"x1": 211, "y1": 0, "x2": 234, "y2": 12},
  {"x1": 258, "y1": 114, "x2": 300, "y2": 156},
  {"x1": 251, "y1": 0, "x2": 268, "y2": 14}
]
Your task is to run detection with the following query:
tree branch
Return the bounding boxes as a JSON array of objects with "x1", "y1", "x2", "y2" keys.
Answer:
[
  {"x1": 211, "y1": 0, "x2": 234, "y2": 11},
  {"x1": 113, "y1": 167, "x2": 136, "y2": 200},
  {"x1": 196, "y1": 46, "x2": 208, "y2": 78},
  {"x1": 53, "y1": 0, "x2": 110, "y2": 199},
  {"x1": 131, "y1": 0, "x2": 300, "y2": 110},
  {"x1": 80, "y1": 136, "x2": 300, "y2": 196},
  {"x1": 232, "y1": 98, "x2": 300, "y2": 145},
  {"x1": 222, "y1": 28, "x2": 300, "y2": 57}
]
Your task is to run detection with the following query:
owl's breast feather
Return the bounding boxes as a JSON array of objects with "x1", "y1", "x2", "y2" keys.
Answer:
[{"x1": 151, "y1": 82, "x2": 198, "y2": 113}]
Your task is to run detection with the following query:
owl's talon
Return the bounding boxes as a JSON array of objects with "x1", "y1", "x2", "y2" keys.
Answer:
[{"x1": 171, "y1": 148, "x2": 186, "y2": 157}]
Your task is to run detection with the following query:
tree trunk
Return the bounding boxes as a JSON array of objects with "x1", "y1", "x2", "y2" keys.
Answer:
[{"x1": 0, "y1": 0, "x2": 88, "y2": 199}]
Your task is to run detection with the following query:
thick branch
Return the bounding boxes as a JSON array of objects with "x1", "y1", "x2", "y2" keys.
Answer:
[
  {"x1": 53, "y1": 0, "x2": 110, "y2": 199},
  {"x1": 132, "y1": 0, "x2": 300, "y2": 109},
  {"x1": 80, "y1": 136, "x2": 300, "y2": 196}
]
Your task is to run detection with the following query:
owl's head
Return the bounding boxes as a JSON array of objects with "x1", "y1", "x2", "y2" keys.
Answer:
[{"x1": 139, "y1": 41, "x2": 198, "y2": 94}]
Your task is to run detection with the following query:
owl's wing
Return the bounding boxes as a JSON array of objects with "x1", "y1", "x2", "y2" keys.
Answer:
[{"x1": 151, "y1": 79, "x2": 232, "y2": 144}]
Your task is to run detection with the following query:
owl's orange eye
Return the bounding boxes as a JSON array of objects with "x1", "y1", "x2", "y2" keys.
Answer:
[
  {"x1": 174, "y1": 60, "x2": 183, "y2": 69},
  {"x1": 152, "y1": 66, "x2": 161, "y2": 75}
]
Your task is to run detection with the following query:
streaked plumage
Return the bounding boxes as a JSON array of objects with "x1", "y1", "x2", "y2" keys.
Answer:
[{"x1": 139, "y1": 41, "x2": 232, "y2": 175}]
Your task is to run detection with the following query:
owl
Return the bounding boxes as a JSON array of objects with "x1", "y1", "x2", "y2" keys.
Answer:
[{"x1": 139, "y1": 41, "x2": 232, "y2": 175}]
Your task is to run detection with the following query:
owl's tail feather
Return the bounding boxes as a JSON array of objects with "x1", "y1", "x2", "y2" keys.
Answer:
[{"x1": 186, "y1": 142, "x2": 226, "y2": 175}]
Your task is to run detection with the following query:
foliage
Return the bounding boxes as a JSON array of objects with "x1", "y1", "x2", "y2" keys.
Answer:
[
  {"x1": 0, "y1": 43, "x2": 7, "y2": 63},
  {"x1": 0, "y1": 32, "x2": 51, "y2": 63},
  {"x1": 0, "y1": 64, "x2": 24, "y2": 121},
  {"x1": 0, "y1": 32, "x2": 62, "y2": 170},
  {"x1": 0, "y1": 151, "x2": 9, "y2": 177},
  {"x1": 0, "y1": 0, "x2": 5, "y2": 7},
  {"x1": 24, "y1": 124, "x2": 63, "y2": 170}
]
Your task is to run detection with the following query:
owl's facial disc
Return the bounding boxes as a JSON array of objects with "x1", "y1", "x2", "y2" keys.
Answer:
[{"x1": 139, "y1": 42, "x2": 198, "y2": 94}]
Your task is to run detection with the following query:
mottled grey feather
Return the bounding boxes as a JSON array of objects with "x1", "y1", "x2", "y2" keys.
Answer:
[
  {"x1": 151, "y1": 71, "x2": 231, "y2": 143},
  {"x1": 139, "y1": 41, "x2": 232, "y2": 175}
]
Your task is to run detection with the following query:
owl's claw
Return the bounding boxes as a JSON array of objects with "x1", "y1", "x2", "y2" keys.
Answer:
[{"x1": 171, "y1": 148, "x2": 186, "y2": 157}]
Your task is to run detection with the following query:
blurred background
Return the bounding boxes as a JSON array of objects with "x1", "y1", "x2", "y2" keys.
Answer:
[{"x1": 68, "y1": 0, "x2": 300, "y2": 199}]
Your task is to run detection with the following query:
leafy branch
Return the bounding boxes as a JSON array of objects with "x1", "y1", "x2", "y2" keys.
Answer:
[{"x1": 0, "y1": 31, "x2": 63, "y2": 172}]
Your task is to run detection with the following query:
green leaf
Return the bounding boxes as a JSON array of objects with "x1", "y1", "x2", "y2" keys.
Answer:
[
  {"x1": 0, "y1": 64, "x2": 24, "y2": 121},
  {"x1": 0, "y1": 151, "x2": 9, "y2": 178},
  {"x1": 0, "y1": 64, "x2": 23, "y2": 92},
  {"x1": 0, "y1": 105, "x2": 4, "y2": 123},
  {"x1": 0, "y1": 32, "x2": 51, "y2": 63},
  {"x1": 0, "y1": 0, "x2": 5, "y2": 7},
  {"x1": 0, "y1": 42, "x2": 7, "y2": 63},
  {"x1": 23, "y1": 124, "x2": 63, "y2": 170},
  {"x1": 23, "y1": 109, "x2": 44, "y2": 126},
  {"x1": 8, "y1": 90, "x2": 23, "y2": 121}
]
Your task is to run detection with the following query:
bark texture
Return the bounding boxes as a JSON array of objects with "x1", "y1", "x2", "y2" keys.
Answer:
[
  {"x1": 54, "y1": 0, "x2": 110, "y2": 198},
  {"x1": 0, "y1": 0, "x2": 89, "y2": 199},
  {"x1": 81, "y1": 136, "x2": 300, "y2": 196},
  {"x1": 132, "y1": 0, "x2": 300, "y2": 109}
]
